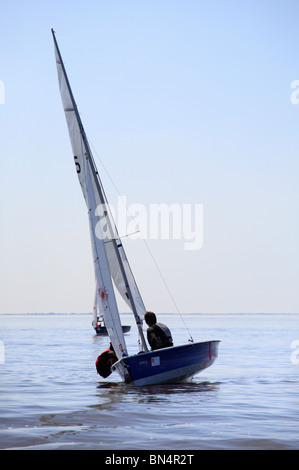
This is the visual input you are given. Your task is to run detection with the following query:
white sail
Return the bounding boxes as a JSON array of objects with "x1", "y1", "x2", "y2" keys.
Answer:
[
  {"x1": 85, "y1": 161, "x2": 128, "y2": 357},
  {"x1": 97, "y1": 187, "x2": 146, "y2": 318},
  {"x1": 52, "y1": 30, "x2": 128, "y2": 358}
]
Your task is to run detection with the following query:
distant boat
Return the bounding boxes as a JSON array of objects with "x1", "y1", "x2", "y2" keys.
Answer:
[
  {"x1": 93, "y1": 314, "x2": 131, "y2": 336},
  {"x1": 52, "y1": 29, "x2": 220, "y2": 386}
]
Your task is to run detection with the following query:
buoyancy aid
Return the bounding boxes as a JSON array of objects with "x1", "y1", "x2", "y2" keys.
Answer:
[
  {"x1": 156, "y1": 322, "x2": 173, "y2": 344},
  {"x1": 147, "y1": 323, "x2": 173, "y2": 351}
]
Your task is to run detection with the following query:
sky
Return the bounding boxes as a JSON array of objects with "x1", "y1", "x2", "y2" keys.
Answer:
[{"x1": 0, "y1": 0, "x2": 298, "y2": 314}]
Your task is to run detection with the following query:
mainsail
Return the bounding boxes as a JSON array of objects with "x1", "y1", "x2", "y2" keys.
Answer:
[{"x1": 52, "y1": 29, "x2": 148, "y2": 355}]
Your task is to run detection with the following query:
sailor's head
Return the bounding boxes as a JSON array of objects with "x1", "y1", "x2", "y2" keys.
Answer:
[{"x1": 144, "y1": 311, "x2": 157, "y2": 326}]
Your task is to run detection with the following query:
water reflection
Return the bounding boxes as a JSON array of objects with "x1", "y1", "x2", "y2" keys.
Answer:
[{"x1": 93, "y1": 380, "x2": 221, "y2": 409}]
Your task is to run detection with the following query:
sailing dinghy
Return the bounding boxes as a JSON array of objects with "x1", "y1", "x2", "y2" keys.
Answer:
[
  {"x1": 93, "y1": 314, "x2": 131, "y2": 336},
  {"x1": 52, "y1": 29, "x2": 220, "y2": 386}
]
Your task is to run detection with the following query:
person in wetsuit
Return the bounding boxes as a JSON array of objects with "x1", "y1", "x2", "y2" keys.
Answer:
[
  {"x1": 95, "y1": 342, "x2": 118, "y2": 378},
  {"x1": 144, "y1": 311, "x2": 173, "y2": 351}
]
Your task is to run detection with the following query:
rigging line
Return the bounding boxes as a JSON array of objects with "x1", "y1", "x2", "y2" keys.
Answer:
[
  {"x1": 140, "y1": 236, "x2": 193, "y2": 342},
  {"x1": 104, "y1": 230, "x2": 141, "y2": 243},
  {"x1": 88, "y1": 139, "x2": 194, "y2": 342}
]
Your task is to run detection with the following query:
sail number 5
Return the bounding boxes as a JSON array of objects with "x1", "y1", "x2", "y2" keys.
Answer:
[{"x1": 74, "y1": 156, "x2": 81, "y2": 173}]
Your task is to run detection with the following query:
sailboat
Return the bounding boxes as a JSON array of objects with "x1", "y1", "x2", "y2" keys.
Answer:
[
  {"x1": 52, "y1": 29, "x2": 220, "y2": 386},
  {"x1": 92, "y1": 314, "x2": 131, "y2": 336}
]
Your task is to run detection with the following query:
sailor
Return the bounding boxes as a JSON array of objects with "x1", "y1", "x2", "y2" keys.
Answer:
[
  {"x1": 95, "y1": 342, "x2": 117, "y2": 378},
  {"x1": 144, "y1": 311, "x2": 173, "y2": 351}
]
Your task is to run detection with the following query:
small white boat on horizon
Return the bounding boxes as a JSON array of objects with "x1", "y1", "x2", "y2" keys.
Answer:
[{"x1": 93, "y1": 314, "x2": 131, "y2": 336}]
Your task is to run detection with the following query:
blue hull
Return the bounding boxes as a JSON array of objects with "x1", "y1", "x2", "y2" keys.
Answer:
[{"x1": 113, "y1": 340, "x2": 220, "y2": 386}]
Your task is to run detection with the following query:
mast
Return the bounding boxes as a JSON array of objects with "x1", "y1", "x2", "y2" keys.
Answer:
[{"x1": 51, "y1": 29, "x2": 148, "y2": 352}]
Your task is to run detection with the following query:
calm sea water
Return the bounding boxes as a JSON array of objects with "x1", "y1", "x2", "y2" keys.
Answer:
[{"x1": 0, "y1": 313, "x2": 298, "y2": 450}]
